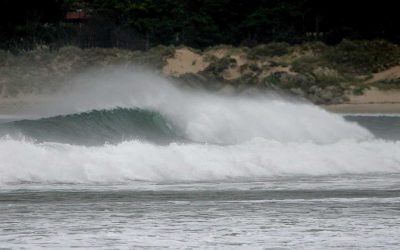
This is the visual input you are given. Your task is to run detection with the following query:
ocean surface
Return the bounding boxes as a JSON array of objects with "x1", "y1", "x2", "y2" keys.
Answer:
[{"x1": 0, "y1": 70, "x2": 399, "y2": 249}]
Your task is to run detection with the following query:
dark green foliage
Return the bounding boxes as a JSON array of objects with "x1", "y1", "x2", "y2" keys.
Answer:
[
  {"x1": 351, "y1": 85, "x2": 367, "y2": 95},
  {"x1": 373, "y1": 78, "x2": 400, "y2": 90},
  {"x1": 248, "y1": 43, "x2": 290, "y2": 59},
  {"x1": 298, "y1": 42, "x2": 329, "y2": 54},
  {"x1": 325, "y1": 40, "x2": 400, "y2": 74},
  {"x1": 248, "y1": 63, "x2": 261, "y2": 72},
  {"x1": 263, "y1": 72, "x2": 311, "y2": 90},
  {"x1": 2, "y1": 0, "x2": 400, "y2": 50},
  {"x1": 229, "y1": 73, "x2": 258, "y2": 87},
  {"x1": 291, "y1": 56, "x2": 322, "y2": 74},
  {"x1": 203, "y1": 56, "x2": 236, "y2": 76},
  {"x1": 263, "y1": 73, "x2": 281, "y2": 87}
]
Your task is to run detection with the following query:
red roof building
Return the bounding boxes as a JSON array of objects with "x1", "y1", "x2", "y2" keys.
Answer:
[{"x1": 65, "y1": 10, "x2": 88, "y2": 21}]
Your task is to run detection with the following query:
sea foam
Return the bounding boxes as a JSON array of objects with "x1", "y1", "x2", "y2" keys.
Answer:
[{"x1": 1, "y1": 69, "x2": 399, "y2": 185}]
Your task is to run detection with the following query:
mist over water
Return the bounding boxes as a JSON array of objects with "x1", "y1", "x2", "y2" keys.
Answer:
[
  {"x1": 0, "y1": 68, "x2": 372, "y2": 143},
  {"x1": 0, "y1": 68, "x2": 399, "y2": 185}
]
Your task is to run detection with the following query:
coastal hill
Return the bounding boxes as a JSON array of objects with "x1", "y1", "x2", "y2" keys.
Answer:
[{"x1": 1, "y1": 40, "x2": 400, "y2": 112}]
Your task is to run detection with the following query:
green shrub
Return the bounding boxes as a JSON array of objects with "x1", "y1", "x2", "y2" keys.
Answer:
[
  {"x1": 148, "y1": 45, "x2": 176, "y2": 58},
  {"x1": 229, "y1": 73, "x2": 258, "y2": 86},
  {"x1": 203, "y1": 56, "x2": 236, "y2": 75},
  {"x1": 297, "y1": 41, "x2": 329, "y2": 54},
  {"x1": 263, "y1": 73, "x2": 281, "y2": 86},
  {"x1": 263, "y1": 72, "x2": 313, "y2": 90},
  {"x1": 325, "y1": 39, "x2": 400, "y2": 74},
  {"x1": 248, "y1": 42, "x2": 290, "y2": 59},
  {"x1": 291, "y1": 56, "x2": 320, "y2": 74},
  {"x1": 373, "y1": 78, "x2": 400, "y2": 90},
  {"x1": 351, "y1": 85, "x2": 367, "y2": 95}
]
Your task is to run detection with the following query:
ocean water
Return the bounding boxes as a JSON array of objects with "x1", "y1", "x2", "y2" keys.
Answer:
[{"x1": 0, "y1": 69, "x2": 399, "y2": 249}]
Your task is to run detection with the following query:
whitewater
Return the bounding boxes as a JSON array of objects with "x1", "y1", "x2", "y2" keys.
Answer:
[
  {"x1": 1, "y1": 68, "x2": 400, "y2": 184},
  {"x1": 1, "y1": 68, "x2": 400, "y2": 249}
]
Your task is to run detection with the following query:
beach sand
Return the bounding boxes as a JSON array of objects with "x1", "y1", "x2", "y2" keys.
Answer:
[{"x1": 323, "y1": 87, "x2": 400, "y2": 113}]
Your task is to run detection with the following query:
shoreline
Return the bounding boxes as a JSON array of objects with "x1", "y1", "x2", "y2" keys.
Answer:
[
  {"x1": 2, "y1": 98, "x2": 400, "y2": 116},
  {"x1": 322, "y1": 103, "x2": 400, "y2": 114}
]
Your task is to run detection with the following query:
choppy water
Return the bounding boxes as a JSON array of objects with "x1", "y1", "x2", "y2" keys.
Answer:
[
  {"x1": 0, "y1": 69, "x2": 399, "y2": 249},
  {"x1": 1, "y1": 173, "x2": 399, "y2": 249}
]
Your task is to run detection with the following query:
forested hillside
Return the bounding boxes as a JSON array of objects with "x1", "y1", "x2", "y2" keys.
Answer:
[{"x1": 1, "y1": 0, "x2": 399, "y2": 50}]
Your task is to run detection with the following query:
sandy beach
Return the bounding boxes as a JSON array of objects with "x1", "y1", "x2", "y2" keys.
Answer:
[{"x1": 323, "y1": 87, "x2": 400, "y2": 113}]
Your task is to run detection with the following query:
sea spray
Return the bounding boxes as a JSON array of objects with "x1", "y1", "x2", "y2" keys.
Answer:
[
  {"x1": 0, "y1": 68, "x2": 372, "y2": 144},
  {"x1": 1, "y1": 68, "x2": 398, "y2": 185}
]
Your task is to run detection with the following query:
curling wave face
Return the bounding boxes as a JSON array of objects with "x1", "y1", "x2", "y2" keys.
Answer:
[
  {"x1": 0, "y1": 68, "x2": 399, "y2": 185},
  {"x1": 0, "y1": 108, "x2": 181, "y2": 145}
]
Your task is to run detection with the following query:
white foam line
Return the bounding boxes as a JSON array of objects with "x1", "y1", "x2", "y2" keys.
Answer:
[{"x1": 1, "y1": 138, "x2": 399, "y2": 184}]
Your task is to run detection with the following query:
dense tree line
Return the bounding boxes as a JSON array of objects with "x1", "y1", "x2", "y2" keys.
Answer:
[{"x1": 1, "y1": 0, "x2": 399, "y2": 50}]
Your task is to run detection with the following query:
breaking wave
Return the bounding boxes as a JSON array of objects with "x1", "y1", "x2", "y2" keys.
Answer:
[{"x1": 0, "y1": 68, "x2": 399, "y2": 185}]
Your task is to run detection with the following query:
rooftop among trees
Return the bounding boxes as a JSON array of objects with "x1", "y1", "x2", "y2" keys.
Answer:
[{"x1": 1, "y1": 0, "x2": 399, "y2": 50}]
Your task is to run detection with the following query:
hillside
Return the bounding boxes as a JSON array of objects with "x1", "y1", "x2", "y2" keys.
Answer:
[{"x1": 1, "y1": 40, "x2": 400, "y2": 111}]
